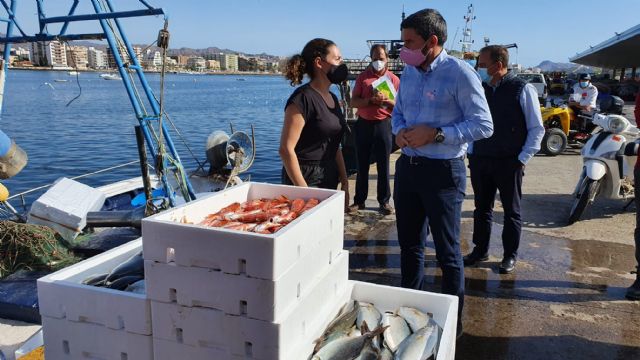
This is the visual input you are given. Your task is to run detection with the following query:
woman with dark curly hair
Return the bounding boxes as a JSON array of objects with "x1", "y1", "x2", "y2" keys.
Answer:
[{"x1": 279, "y1": 38, "x2": 350, "y2": 209}]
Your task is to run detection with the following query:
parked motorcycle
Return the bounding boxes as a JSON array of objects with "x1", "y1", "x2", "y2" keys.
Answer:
[
  {"x1": 540, "y1": 95, "x2": 625, "y2": 156},
  {"x1": 567, "y1": 114, "x2": 639, "y2": 224}
]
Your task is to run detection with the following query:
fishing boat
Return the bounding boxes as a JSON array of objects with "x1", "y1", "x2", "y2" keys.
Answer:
[
  {"x1": 0, "y1": 0, "x2": 255, "y2": 328},
  {"x1": 67, "y1": 71, "x2": 78, "y2": 76},
  {"x1": 100, "y1": 73, "x2": 122, "y2": 80}
]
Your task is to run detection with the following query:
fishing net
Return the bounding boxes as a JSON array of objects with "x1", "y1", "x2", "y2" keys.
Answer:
[{"x1": 0, "y1": 220, "x2": 80, "y2": 278}]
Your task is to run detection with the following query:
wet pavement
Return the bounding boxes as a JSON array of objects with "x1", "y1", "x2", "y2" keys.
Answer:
[
  {"x1": 344, "y1": 212, "x2": 640, "y2": 359},
  {"x1": 344, "y1": 123, "x2": 640, "y2": 359}
]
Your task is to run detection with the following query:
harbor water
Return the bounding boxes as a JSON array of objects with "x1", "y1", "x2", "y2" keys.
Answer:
[{"x1": 0, "y1": 70, "x2": 294, "y2": 206}]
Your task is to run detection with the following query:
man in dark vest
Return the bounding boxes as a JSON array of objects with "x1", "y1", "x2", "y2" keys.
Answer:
[{"x1": 463, "y1": 45, "x2": 544, "y2": 273}]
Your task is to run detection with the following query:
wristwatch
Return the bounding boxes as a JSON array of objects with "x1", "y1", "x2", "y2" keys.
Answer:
[{"x1": 434, "y1": 128, "x2": 445, "y2": 143}]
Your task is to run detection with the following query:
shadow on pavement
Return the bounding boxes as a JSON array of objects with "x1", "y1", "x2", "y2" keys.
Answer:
[{"x1": 456, "y1": 334, "x2": 640, "y2": 360}]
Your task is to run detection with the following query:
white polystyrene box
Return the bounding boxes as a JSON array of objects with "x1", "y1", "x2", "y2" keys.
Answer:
[
  {"x1": 344, "y1": 281, "x2": 458, "y2": 360},
  {"x1": 37, "y1": 238, "x2": 151, "y2": 335},
  {"x1": 27, "y1": 177, "x2": 106, "y2": 241},
  {"x1": 153, "y1": 338, "x2": 230, "y2": 360},
  {"x1": 42, "y1": 316, "x2": 153, "y2": 360},
  {"x1": 150, "y1": 251, "x2": 350, "y2": 360},
  {"x1": 142, "y1": 182, "x2": 345, "y2": 279},
  {"x1": 144, "y1": 226, "x2": 340, "y2": 321}
]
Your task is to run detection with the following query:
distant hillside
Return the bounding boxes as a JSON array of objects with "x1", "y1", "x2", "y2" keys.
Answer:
[
  {"x1": 536, "y1": 60, "x2": 597, "y2": 74},
  {"x1": 167, "y1": 47, "x2": 280, "y2": 60}
]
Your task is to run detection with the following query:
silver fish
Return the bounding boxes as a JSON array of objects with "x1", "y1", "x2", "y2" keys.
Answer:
[
  {"x1": 312, "y1": 325, "x2": 387, "y2": 360},
  {"x1": 382, "y1": 312, "x2": 411, "y2": 352},
  {"x1": 396, "y1": 307, "x2": 431, "y2": 332},
  {"x1": 347, "y1": 325, "x2": 361, "y2": 338},
  {"x1": 357, "y1": 302, "x2": 382, "y2": 330},
  {"x1": 379, "y1": 347, "x2": 394, "y2": 360},
  {"x1": 354, "y1": 339, "x2": 379, "y2": 360},
  {"x1": 393, "y1": 318, "x2": 440, "y2": 360},
  {"x1": 314, "y1": 300, "x2": 359, "y2": 352}
]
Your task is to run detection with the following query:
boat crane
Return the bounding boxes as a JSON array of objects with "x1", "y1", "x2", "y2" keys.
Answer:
[{"x1": 0, "y1": 0, "x2": 195, "y2": 207}]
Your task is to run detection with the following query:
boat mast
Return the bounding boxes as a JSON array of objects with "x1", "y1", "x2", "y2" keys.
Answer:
[{"x1": 460, "y1": 4, "x2": 476, "y2": 53}]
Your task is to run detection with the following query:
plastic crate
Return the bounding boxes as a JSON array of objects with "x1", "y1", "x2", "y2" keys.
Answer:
[
  {"x1": 142, "y1": 182, "x2": 345, "y2": 280},
  {"x1": 37, "y1": 239, "x2": 151, "y2": 335}
]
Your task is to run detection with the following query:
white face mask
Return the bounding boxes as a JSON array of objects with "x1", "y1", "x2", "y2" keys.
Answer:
[{"x1": 371, "y1": 60, "x2": 386, "y2": 72}]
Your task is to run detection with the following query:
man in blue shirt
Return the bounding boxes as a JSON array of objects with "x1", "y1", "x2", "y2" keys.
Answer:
[
  {"x1": 392, "y1": 9, "x2": 493, "y2": 338},
  {"x1": 463, "y1": 46, "x2": 544, "y2": 274}
]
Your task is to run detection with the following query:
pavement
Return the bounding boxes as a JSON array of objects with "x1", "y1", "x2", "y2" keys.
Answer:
[{"x1": 344, "y1": 104, "x2": 640, "y2": 359}]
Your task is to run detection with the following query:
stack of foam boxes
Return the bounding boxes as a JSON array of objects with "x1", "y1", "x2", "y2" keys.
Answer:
[
  {"x1": 38, "y1": 239, "x2": 154, "y2": 360},
  {"x1": 141, "y1": 182, "x2": 350, "y2": 359}
]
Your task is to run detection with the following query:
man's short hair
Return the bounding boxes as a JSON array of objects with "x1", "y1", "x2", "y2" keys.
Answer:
[
  {"x1": 479, "y1": 45, "x2": 509, "y2": 67},
  {"x1": 401, "y1": 9, "x2": 447, "y2": 46}
]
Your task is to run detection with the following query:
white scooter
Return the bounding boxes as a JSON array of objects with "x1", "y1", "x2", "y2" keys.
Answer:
[{"x1": 567, "y1": 114, "x2": 639, "y2": 224}]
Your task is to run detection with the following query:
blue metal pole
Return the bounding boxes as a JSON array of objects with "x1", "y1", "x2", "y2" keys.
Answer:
[
  {"x1": 35, "y1": 0, "x2": 46, "y2": 35},
  {"x1": 0, "y1": 33, "x2": 105, "y2": 43},
  {"x1": 91, "y1": 0, "x2": 183, "y2": 205},
  {"x1": 59, "y1": 0, "x2": 80, "y2": 36},
  {"x1": 0, "y1": 0, "x2": 15, "y2": 115},
  {"x1": 104, "y1": 0, "x2": 196, "y2": 200},
  {"x1": 88, "y1": 0, "x2": 157, "y2": 159},
  {"x1": 44, "y1": 9, "x2": 164, "y2": 24},
  {"x1": 0, "y1": 0, "x2": 25, "y2": 36},
  {"x1": 2, "y1": 0, "x2": 16, "y2": 70}
]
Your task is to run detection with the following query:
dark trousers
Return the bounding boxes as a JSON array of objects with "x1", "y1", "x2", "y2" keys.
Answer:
[
  {"x1": 281, "y1": 160, "x2": 338, "y2": 189},
  {"x1": 634, "y1": 168, "x2": 640, "y2": 274},
  {"x1": 469, "y1": 155, "x2": 524, "y2": 259},
  {"x1": 394, "y1": 154, "x2": 466, "y2": 321},
  {"x1": 354, "y1": 117, "x2": 392, "y2": 205}
]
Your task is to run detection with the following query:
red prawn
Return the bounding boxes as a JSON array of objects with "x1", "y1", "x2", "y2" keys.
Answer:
[{"x1": 300, "y1": 198, "x2": 319, "y2": 214}]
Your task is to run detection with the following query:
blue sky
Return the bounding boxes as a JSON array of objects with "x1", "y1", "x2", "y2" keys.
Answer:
[{"x1": 8, "y1": 0, "x2": 640, "y2": 67}]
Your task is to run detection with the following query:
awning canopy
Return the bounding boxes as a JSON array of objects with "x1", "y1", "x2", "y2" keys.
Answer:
[{"x1": 570, "y1": 23, "x2": 640, "y2": 69}]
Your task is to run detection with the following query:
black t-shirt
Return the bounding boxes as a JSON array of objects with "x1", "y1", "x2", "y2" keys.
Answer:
[{"x1": 285, "y1": 84, "x2": 346, "y2": 163}]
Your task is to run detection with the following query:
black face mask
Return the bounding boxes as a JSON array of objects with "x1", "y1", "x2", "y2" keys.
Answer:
[{"x1": 326, "y1": 63, "x2": 349, "y2": 84}]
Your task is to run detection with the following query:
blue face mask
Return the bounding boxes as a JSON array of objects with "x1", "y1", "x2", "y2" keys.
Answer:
[
  {"x1": 477, "y1": 68, "x2": 492, "y2": 83},
  {"x1": 579, "y1": 81, "x2": 588, "y2": 88}
]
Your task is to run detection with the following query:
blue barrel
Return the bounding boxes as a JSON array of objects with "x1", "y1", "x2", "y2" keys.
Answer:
[{"x1": 0, "y1": 130, "x2": 10, "y2": 157}]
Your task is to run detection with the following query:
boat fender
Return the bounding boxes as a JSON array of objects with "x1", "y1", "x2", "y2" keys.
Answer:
[
  {"x1": 0, "y1": 183, "x2": 8, "y2": 202},
  {"x1": 0, "y1": 130, "x2": 28, "y2": 179}
]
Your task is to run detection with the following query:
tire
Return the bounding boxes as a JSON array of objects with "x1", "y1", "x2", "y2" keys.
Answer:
[
  {"x1": 567, "y1": 178, "x2": 599, "y2": 224},
  {"x1": 540, "y1": 128, "x2": 568, "y2": 156}
]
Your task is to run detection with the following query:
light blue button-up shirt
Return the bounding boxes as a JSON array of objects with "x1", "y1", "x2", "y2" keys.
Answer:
[{"x1": 391, "y1": 49, "x2": 493, "y2": 159}]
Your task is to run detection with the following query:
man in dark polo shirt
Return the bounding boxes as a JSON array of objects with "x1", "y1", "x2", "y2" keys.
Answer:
[{"x1": 464, "y1": 45, "x2": 544, "y2": 273}]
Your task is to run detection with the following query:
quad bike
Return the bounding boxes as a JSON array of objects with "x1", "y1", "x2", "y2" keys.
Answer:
[{"x1": 539, "y1": 95, "x2": 625, "y2": 156}]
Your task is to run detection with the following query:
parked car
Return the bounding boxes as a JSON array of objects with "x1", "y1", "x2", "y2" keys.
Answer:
[{"x1": 515, "y1": 73, "x2": 548, "y2": 100}]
